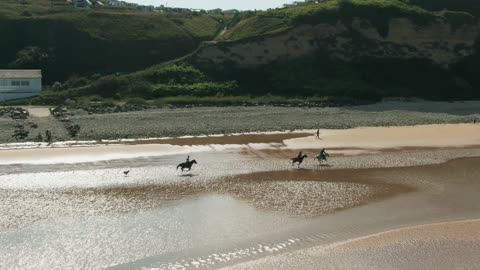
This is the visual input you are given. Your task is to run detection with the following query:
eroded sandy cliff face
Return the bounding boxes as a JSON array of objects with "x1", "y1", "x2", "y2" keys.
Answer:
[{"x1": 192, "y1": 18, "x2": 479, "y2": 67}]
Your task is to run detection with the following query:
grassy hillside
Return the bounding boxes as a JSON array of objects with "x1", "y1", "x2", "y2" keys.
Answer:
[
  {"x1": 0, "y1": 0, "x2": 226, "y2": 83},
  {"x1": 402, "y1": 0, "x2": 480, "y2": 17},
  {"x1": 221, "y1": 0, "x2": 475, "y2": 40},
  {"x1": 10, "y1": 62, "x2": 241, "y2": 106},
  {"x1": 208, "y1": 0, "x2": 480, "y2": 101},
  {"x1": 4, "y1": 0, "x2": 480, "y2": 107}
]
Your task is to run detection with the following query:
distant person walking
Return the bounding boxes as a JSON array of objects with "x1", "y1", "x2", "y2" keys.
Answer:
[
  {"x1": 316, "y1": 129, "x2": 320, "y2": 139},
  {"x1": 45, "y1": 130, "x2": 52, "y2": 144}
]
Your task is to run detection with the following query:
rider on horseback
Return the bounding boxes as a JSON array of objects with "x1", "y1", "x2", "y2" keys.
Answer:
[
  {"x1": 177, "y1": 156, "x2": 197, "y2": 172},
  {"x1": 298, "y1": 151, "x2": 303, "y2": 159},
  {"x1": 319, "y1": 149, "x2": 328, "y2": 160}
]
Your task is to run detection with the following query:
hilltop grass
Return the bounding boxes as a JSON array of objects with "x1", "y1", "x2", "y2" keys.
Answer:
[
  {"x1": 0, "y1": 0, "x2": 226, "y2": 40},
  {"x1": 222, "y1": 0, "x2": 474, "y2": 40},
  {"x1": 0, "y1": 1, "x2": 226, "y2": 83},
  {"x1": 221, "y1": 16, "x2": 290, "y2": 40},
  {"x1": 2, "y1": 0, "x2": 479, "y2": 107},
  {"x1": 403, "y1": 0, "x2": 480, "y2": 17}
]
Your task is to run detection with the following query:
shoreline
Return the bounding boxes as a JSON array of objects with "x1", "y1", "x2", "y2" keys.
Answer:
[
  {"x1": 0, "y1": 130, "x2": 311, "y2": 150},
  {"x1": 221, "y1": 218, "x2": 480, "y2": 270},
  {"x1": 1, "y1": 123, "x2": 480, "y2": 269},
  {"x1": 0, "y1": 122, "x2": 479, "y2": 149},
  {"x1": 324, "y1": 218, "x2": 480, "y2": 249},
  {"x1": 0, "y1": 123, "x2": 479, "y2": 165},
  {"x1": 1, "y1": 102, "x2": 479, "y2": 144},
  {"x1": 101, "y1": 156, "x2": 480, "y2": 270}
]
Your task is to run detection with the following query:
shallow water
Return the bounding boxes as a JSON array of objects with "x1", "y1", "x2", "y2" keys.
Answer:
[
  {"x1": 1, "y1": 194, "x2": 314, "y2": 270},
  {"x1": 1, "y1": 149, "x2": 480, "y2": 269}
]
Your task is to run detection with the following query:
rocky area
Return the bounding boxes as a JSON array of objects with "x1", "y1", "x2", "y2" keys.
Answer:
[
  {"x1": 0, "y1": 107, "x2": 68, "y2": 144},
  {"x1": 1, "y1": 101, "x2": 478, "y2": 143},
  {"x1": 80, "y1": 105, "x2": 152, "y2": 115},
  {"x1": 0, "y1": 107, "x2": 29, "y2": 120}
]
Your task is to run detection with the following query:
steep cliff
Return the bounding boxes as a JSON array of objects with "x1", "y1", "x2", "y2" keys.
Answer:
[
  {"x1": 12, "y1": 0, "x2": 480, "y2": 104},
  {"x1": 193, "y1": 7, "x2": 479, "y2": 67},
  {"x1": 187, "y1": 0, "x2": 480, "y2": 100}
]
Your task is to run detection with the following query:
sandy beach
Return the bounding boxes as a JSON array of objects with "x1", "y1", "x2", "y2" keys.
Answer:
[
  {"x1": 222, "y1": 219, "x2": 480, "y2": 270},
  {"x1": 1, "y1": 123, "x2": 479, "y2": 165},
  {"x1": 1, "y1": 123, "x2": 480, "y2": 269}
]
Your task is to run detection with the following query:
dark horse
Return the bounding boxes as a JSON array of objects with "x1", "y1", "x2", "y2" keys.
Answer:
[
  {"x1": 291, "y1": 154, "x2": 308, "y2": 168},
  {"x1": 314, "y1": 152, "x2": 329, "y2": 163},
  {"x1": 177, "y1": 160, "x2": 197, "y2": 172}
]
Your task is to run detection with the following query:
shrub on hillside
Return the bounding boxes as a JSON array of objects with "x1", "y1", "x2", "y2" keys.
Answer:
[
  {"x1": 28, "y1": 91, "x2": 71, "y2": 105},
  {"x1": 8, "y1": 46, "x2": 51, "y2": 69},
  {"x1": 152, "y1": 81, "x2": 239, "y2": 97},
  {"x1": 144, "y1": 64, "x2": 206, "y2": 84},
  {"x1": 52, "y1": 82, "x2": 63, "y2": 91},
  {"x1": 63, "y1": 75, "x2": 90, "y2": 89},
  {"x1": 88, "y1": 75, "x2": 127, "y2": 98},
  {"x1": 126, "y1": 97, "x2": 148, "y2": 106},
  {"x1": 121, "y1": 80, "x2": 153, "y2": 98}
]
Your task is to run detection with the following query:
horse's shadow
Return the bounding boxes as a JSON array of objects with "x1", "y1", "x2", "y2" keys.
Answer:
[
  {"x1": 316, "y1": 163, "x2": 332, "y2": 167},
  {"x1": 179, "y1": 173, "x2": 198, "y2": 177}
]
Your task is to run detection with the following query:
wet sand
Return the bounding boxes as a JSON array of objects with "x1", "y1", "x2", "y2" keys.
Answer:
[
  {"x1": 1, "y1": 124, "x2": 479, "y2": 165},
  {"x1": 108, "y1": 156, "x2": 480, "y2": 270},
  {"x1": 121, "y1": 132, "x2": 310, "y2": 146},
  {"x1": 216, "y1": 157, "x2": 480, "y2": 270},
  {"x1": 220, "y1": 169, "x2": 413, "y2": 217},
  {"x1": 1, "y1": 124, "x2": 480, "y2": 269},
  {"x1": 223, "y1": 219, "x2": 480, "y2": 270},
  {"x1": 0, "y1": 166, "x2": 413, "y2": 231}
]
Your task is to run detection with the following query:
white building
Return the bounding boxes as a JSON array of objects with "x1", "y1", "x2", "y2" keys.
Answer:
[
  {"x1": 73, "y1": 0, "x2": 93, "y2": 8},
  {"x1": 108, "y1": 0, "x2": 125, "y2": 6},
  {"x1": 0, "y1": 70, "x2": 42, "y2": 102}
]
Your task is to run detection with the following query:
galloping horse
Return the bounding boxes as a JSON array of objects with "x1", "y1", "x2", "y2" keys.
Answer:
[
  {"x1": 177, "y1": 160, "x2": 197, "y2": 172},
  {"x1": 291, "y1": 154, "x2": 308, "y2": 168},
  {"x1": 314, "y1": 152, "x2": 329, "y2": 163}
]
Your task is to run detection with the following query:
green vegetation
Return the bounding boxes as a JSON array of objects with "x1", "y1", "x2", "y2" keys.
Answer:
[
  {"x1": 2, "y1": 0, "x2": 479, "y2": 107},
  {"x1": 0, "y1": 0, "x2": 226, "y2": 83},
  {"x1": 21, "y1": 54, "x2": 474, "y2": 108},
  {"x1": 208, "y1": 0, "x2": 480, "y2": 102},
  {"x1": 211, "y1": 53, "x2": 479, "y2": 101},
  {"x1": 222, "y1": 0, "x2": 474, "y2": 40},
  {"x1": 9, "y1": 63, "x2": 240, "y2": 106},
  {"x1": 153, "y1": 95, "x2": 357, "y2": 106},
  {"x1": 221, "y1": 15, "x2": 290, "y2": 40},
  {"x1": 402, "y1": 0, "x2": 480, "y2": 17}
]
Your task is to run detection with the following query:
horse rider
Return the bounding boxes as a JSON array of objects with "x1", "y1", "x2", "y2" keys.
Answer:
[
  {"x1": 298, "y1": 151, "x2": 303, "y2": 159},
  {"x1": 319, "y1": 149, "x2": 328, "y2": 160},
  {"x1": 186, "y1": 155, "x2": 190, "y2": 163}
]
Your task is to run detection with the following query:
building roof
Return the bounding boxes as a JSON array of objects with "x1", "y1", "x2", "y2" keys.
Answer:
[{"x1": 0, "y1": 70, "x2": 42, "y2": 79}]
